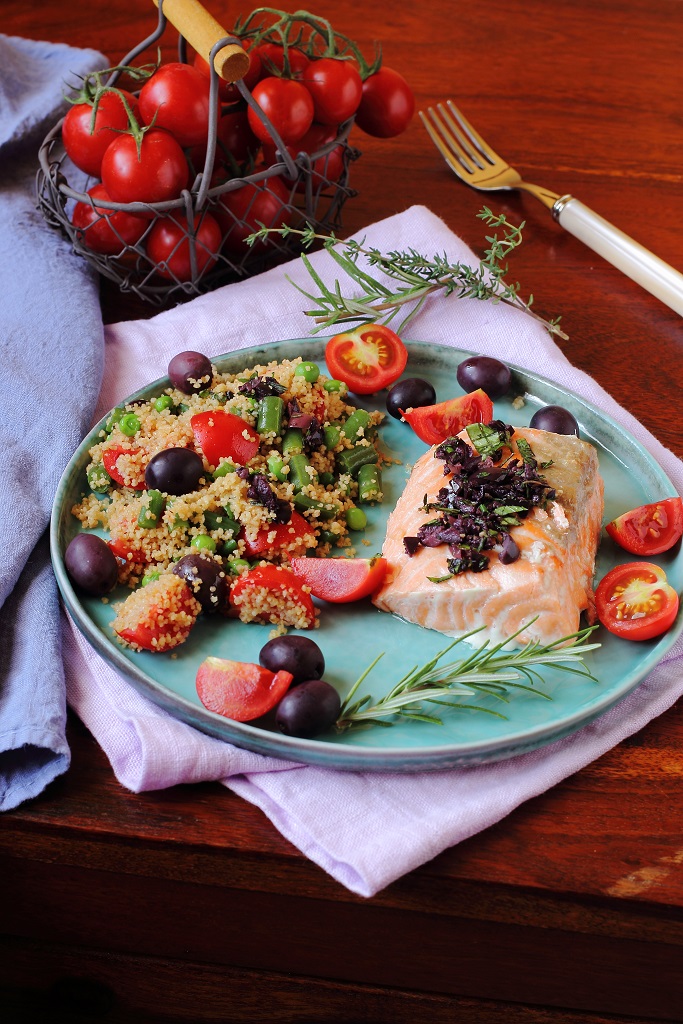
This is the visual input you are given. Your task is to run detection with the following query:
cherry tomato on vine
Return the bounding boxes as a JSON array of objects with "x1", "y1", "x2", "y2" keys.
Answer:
[
  {"x1": 138, "y1": 62, "x2": 216, "y2": 148},
  {"x1": 213, "y1": 170, "x2": 292, "y2": 255},
  {"x1": 146, "y1": 211, "x2": 222, "y2": 281},
  {"x1": 401, "y1": 390, "x2": 494, "y2": 445},
  {"x1": 325, "y1": 325, "x2": 408, "y2": 395},
  {"x1": 193, "y1": 43, "x2": 262, "y2": 101},
  {"x1": 196, "y1": 656, "x2": 294, "y2": 722},
  {"x1": 289, "y1": 555, "x2": 388, "y2": 603},
  {"x1": 101, "y1": 128, "x2": 190, "y2": 206},
  {"x1": 248, "y1": 76, "x2": 315, "y2": 145},
  {"x1": 72, "y1": 183, "x2": 148, "y2": 255},
  {"x1": 594, "y1": 562, "x2": 679, "y2": 641},
  {"x1": 263, "y1": 123, "x2": 345, "y2": 191},
  {"x1": 606, "y1": 497, "x2": 683, "y2": 556},
  {"x1": 355, "y1": 66, "x2": 415, "y2": 138},
  {"x1": 254, "y1": 42, "x2": 310, "y2": 78},
  {"x1": 301, "y1": 58, "x2": 363, "y2": 125},
  {"x1": 62, "y1": 89, "x2": 139, "y2": 177}
]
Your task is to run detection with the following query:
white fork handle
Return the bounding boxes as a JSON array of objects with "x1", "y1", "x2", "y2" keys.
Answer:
[{"x1": 553, "y1": 196, "x2": 683, "y2": 317}]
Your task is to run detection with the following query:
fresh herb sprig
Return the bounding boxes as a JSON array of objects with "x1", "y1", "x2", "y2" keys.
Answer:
[
  {"x1": 246, "y1": 208, "x2": 567, "y2": 339},
  {"x1": 336, "y1": 622, "x2": 600, "y2": 731}
]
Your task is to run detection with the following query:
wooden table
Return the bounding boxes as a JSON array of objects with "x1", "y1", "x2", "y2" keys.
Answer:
[{"x1": 2, "y1": 1, "x2": 682, "y2": 1021}]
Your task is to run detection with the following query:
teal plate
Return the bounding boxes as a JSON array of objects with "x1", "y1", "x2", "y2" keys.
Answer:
[{"x1": 51, "y1": 340, "x2": 683, "y2": 771}]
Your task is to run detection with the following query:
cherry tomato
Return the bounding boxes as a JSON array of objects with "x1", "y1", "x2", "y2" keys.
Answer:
[
  {"x1": 102, "y1": 446, "x2": 146, "y2": 489},
  {"x1": 115, "y1": 575, "x2": 201, "y2": 652},
  {"x1": 229, "y1": 564, "x2": 317, "y2": 628},
  {"x1": 254, "y1": 42, "x2": 310, "y2": 78},
  {"x1": 355, "y1": 66, "x2": 415, "y2": 138},
  {"x1": 241, "y1": 511, "x2": 316, "y2": 558},
  {"x1": 401, "y1": 390, "x2": 494, "y2": 445},
  {"x1": 101, "y1": 128, "x2": 190, "y2": 206},
  {"x1": 62, "y1": 88, "x2": 139, "y2": 177},
  {"x1": 196, "y1": 656, "x2": 293, "y2": 722},
  {"x1": 213, "y1": 171, "x2": 292, "y2": 256},
  {"x1": 325, "y1": 325, "x2": 408, "y2": 395},
  {"x1": 595, "y1": 562, "x2": 679, "y2": 641},
  {"x1": 138, "y1": 62, "x2": 216, "y2": 148},
  {"x1": 606, "y1": 497, "x2": 683, "y2": 556},
  {"x1": 193, "y1": 43, "x2": 262, "y2": 101},
  {"x1": 146, "y1": 211, "x2": 222, "y2": 281},
  {"x1": 301, "y1": 58, "x2": 363, "y2": 125},
  {"x1": 72, "y1": 183, "x2": 148, "y2": 255},
  {"x1": 289, "y1": 555, "x2": 388, "y2": 603},
  {"x1": 190, "y1": 409, "x2": 260, "y2": 467},
  {"x1": 248, "y1": 77, "x2": 315, "y2": 145},
  {"x1": 263, "y1": 123, "x2": 345, "y2": 191}
]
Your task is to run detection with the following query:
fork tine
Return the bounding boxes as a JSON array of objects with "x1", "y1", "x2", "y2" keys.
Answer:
[
  {"x1": 419, "y1": 106, "x2": 479, "y2": 176},
  {"x1": 436, "y1": 104, "x2": 487, "y2": 171},
  {"x1": 445, "y1": 101, "x2": 504, "y2": 167}
]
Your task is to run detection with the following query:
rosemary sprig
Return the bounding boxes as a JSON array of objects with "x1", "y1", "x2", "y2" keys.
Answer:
[
  {"x1": 335, "y1": 622, "x2": 600, "y2": 731},
  {"x1": 246, "y1": 208, "x2": 567, "y2": 339}
]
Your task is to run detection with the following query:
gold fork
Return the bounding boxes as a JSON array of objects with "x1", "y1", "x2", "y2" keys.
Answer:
[{"x1": 420, "y1": 100, "x2": 683, "y2": 317}]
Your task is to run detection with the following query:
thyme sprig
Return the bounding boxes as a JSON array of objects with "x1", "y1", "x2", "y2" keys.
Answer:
[
  {"x1": 335, "y1": 622, "x2": 600, "y2": 731},
  {"x1": 246, "y1": 208, "x2": 567, "y2": 339}
]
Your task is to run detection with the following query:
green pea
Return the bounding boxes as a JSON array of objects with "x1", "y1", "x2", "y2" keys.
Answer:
[
  {"x1": 267, "y1": 453, "x2": 288, "y2": 482},
  {"x1": 191, "y1": 535, "x2": 217, "y2": 552},
  {"x1": 323, "y1": 379, "x2": 346, "y2": 393},
  {"x1": 119, "y1": 412, "x2": 141, "y2": 437},
  {"x1": 154, "y1": 395, "x2": 173, "y2": 412},
  {"x1": 295, "y1": 361, "x2": 320, "y2": 383},
  {"x1": 227, "y1": 557, "x2": 251, "y2": 575},
  {"x1": 86, "y1": 463, "x2": 111, "y2": 493},
  {"x1": 345, "y1": 506, "x2": 367, "y2": 531},
  {"x1": 141, "y1": 570, "x2": 161, "y2": 586},
  {"x1": 222, "y1": 538, "x2": 238, "y2": 554},
  {"x1": 212, "y1": 459, "x2": 236, "y2": 478}
]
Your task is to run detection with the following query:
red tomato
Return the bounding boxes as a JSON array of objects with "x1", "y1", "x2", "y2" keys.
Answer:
[
  {"x1": 606, "y1": 497, "x2": 683, "y2": 556},
  {"x1": 62, "y1": 89, "x2": 139, "y2": 177},
  {"x1": 263, "y1": 123, "x2": 345, "y2": 191},
  {"x1": 301, "y1": 58, "x2": 363, "y2": 125},
  {"x1": 325, "y1": 325, "x2": 408, "y2": 395},
  {"x1": 254, "y1": 42, "x2": 310, "y2": 78},
  {"x1": 102, "y1": 446, "x2": 146, "y2": 489},
  {"x1": 229, "y1": 564, "x2": 316, "y2": 628},
  {"x1": 196, "y1": 656, "x2": 293, "y2": 722},
  {"x1": 138, "y1": 62, "x2": 216, "y2": 148},
  {"x1": 402, "y1": 390, "x2": 494, "y2": 445},
  {"x1": 193, "y1": 44, "x2": 262, "y2": 101},
  {"x1": 72, "y1": 183, "x2": 148, "y2": 255},
  {"x1": 289, "y1": 555, "x2": 388, "y2": 603},
  {"x1": 595, "y1": 562, "x2": 679, "y2": 641},
  {"x1": 115, "y1": 575, "x2": 201, "y2": 652},
  {"x1": 101, "y1": 128, "x2": 190, "y2": 206},
  {"x1": 188, "y1": 110, "x2": 262, "y2": 174},
  {"x1": 214, "y1": 172, "x2": 292, "y2": 255},
  {"x1": 241, "y1": 511, "x2": 316, "y2": 558},
  {"x1": 146, "y1": 211, "x2": 222, "y2": 281},
  {"x1": 248, "y1": 77, "x2": 315, "y2": 145},
  {"x1": 355, "y1": 66, "x2": 415, "y2": 138},
  {"x1": 190, "y1": 409, "x2": 260, "y2": 467}
]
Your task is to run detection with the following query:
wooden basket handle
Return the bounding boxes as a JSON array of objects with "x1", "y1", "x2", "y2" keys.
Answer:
[{"x1": 153, "y1": 0, "x2": 249, "y2": 82}]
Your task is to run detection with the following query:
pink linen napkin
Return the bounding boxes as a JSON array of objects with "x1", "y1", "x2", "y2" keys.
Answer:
[{"x1": 63, "y1": 205, "x2": 683, "y2": 897}]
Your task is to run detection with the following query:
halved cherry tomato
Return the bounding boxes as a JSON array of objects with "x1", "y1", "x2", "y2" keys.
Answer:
[
  {"x1": 325, "y1": 325, "x2": 408, "y2": 395},
  {"x1": 102, "y1": 446, "x2": 146, "y2": 489},
  {"x1": 190, "y1": 410, "x2": 260, "y2": 467},
  {"x1": 115, "y1": 575, "x2": 201, "y2": 652},
  {"x1": 289, "y1": 555, "x2": 388, "y2": 603},
  {"x1": 196, "y1": 657, "x2": 293, "y2": 722},
  {"x1": 595, "y1": 561, "x2": 680, "y2": 641},
  {"x1": 401, "y1": 390, "x2": 494, "y2": 445},
  {"x1": 606, "y1": 497, "x2": 683, "y2": 556},
  {"x1": 229, "y1": 564, "x2": 316, "y2": 628},
  {"x1": 241, "y1": 511, "x2": 316, "y2": 558}
]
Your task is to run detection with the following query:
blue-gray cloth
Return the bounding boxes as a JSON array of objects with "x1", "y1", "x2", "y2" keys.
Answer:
[{"x1": 0, "y1": 35, "x2": 107, "y2": 810}]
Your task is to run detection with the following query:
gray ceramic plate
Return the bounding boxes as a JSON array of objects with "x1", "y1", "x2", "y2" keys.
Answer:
[{"x1": 51, "y1": 339, "x2": 683, "y2": 771}]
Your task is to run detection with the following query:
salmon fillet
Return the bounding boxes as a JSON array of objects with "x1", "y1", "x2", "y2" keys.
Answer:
[{"x1": 373, "y1": 428, "x2": 604, "y2": 647}]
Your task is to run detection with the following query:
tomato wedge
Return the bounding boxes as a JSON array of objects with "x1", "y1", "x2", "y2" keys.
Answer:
[
  {"x1": 606, "y1": 497, "x2": 683, "y2": 556},
  {"x1": 241, "y1": 511, "x2": 316, "y2": 558},
  {"x1": 190, "y1": 409, "x2": 260, "y2": 468},
  {"x1": 325, "y1": 325, "x2": 408, "y2": 395},
  {"x1": 401, "y1": 390, "x2": 494, "y2": 445},
  {"x1": 196, "y1": 657, "x2": 293, "y2": 722},
  {"x1": 289, "y1": 555, "x2": 388, "y2": 603},
  {"x1": 114, "y1": 575, "x2": 201, "y2": 652},
  {"x1": 595, "y1": 561, "x2": 680, "y2": 641},
  {"x1": 102, "y1": 445, "x2": 146, "y2": 489},
  {"x1": 229, "y1": 564, "x2": 317, "y2": 628}
]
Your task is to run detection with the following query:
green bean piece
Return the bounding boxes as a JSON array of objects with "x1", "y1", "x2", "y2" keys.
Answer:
[
  {"x1": 212, "y1": 459, "x2": 236, "y2": 478},
  {"x1": 345, "y1": 506, "x2": 368, "y2": 531},
  {"x1": 318, "y1": 529, "x2": 338, "y2": 546},
  {"x1": 267, "y1": 453, "x2": 288, "y2": 482},
  {"x1": 295, "y1": 361, "x2": 320, "y2": 383},
  {"x1": 358, "y1": 463, "x2": 383, "y2": 504},
  {"x1": 154, "y1": 394, "x2": 173, "y2": 412},
  {"x1": 137, "y1": 489, "x2": 166, "y2": 529},
  {"x1": 336, "y1": 444, "x2": 379, "y2": 478},
  {"x1": 293, "y1": 494, "x2": 340, "y2": 521},
  {"x1": 105, "y1": 406, "x2": 124, "y2": 434},
  {"x1": 323, "y1": 424, "x2": 341, "y2": 450},
  {"x1": 222, "y1": 538, "x2": 238, "y2": 554},
  {"x1": 87, "y1": 463, "x2": 112, "y2": 493},
  {"x1": 318, "y1": 471, "x2": 335, "y2": 486},
  {"x1": 342, "y1": 408, "x2": 372, "y2": 441},
  {"x1": 323, "y1": 379, "x2": 346, "y2": 393},
  {"x1": 203, "y1": 509, "x2": 239, "y2": 535},
  {"x1": 282, "y1": 428, "x2": 303, "y2": 455},
  {"x1": 141, "y1": 570, "x2": 161, "y2": 586},
  {"x1": 257, "y1": 395, "x2": 284, "y2": 436},
  {"x1": 289, "y1": 453, "x2": 318, "y2": 492}
]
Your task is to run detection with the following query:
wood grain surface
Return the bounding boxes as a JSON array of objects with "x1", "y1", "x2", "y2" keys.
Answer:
[{"x1": 2, "y1": 1, "x2": 682, "y2": 1021}]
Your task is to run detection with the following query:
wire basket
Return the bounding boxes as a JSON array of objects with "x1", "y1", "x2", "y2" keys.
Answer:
[{"x1": 36, "y1": 2, "x2": 361, "y2": 306}]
